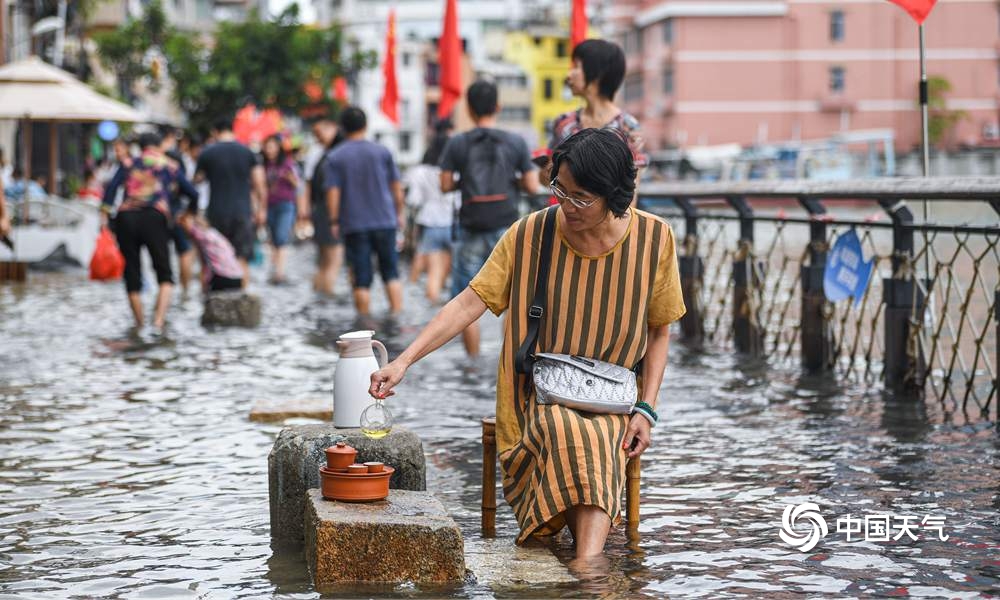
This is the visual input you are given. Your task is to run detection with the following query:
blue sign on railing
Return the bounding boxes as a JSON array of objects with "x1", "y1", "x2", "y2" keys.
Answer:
[{"x1": 824, "y1": 229, "x2": 873, "y2": 306}]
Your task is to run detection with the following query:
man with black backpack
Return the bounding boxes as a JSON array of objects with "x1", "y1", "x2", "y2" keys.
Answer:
[{"x1": 439, "y1": 80, "x2": 540, "y2": 356}]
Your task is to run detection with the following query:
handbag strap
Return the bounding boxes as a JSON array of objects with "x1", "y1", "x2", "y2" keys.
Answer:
[{"x1": 514, "y1": 206, "x2": 558, "y2": 375}]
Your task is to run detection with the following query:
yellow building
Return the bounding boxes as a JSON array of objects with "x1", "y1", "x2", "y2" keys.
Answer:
[{"x1": 503, "y1": 29, "x2": 581, "y2": 146}]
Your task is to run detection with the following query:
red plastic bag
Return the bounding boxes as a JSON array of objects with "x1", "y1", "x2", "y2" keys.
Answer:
[{"x1": 89, "y1": 227, "x2": 125, "y2": 281}]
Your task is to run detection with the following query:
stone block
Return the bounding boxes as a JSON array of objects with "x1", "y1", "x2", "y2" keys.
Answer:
[
  {"x1": 465, "y1": 537, "x2": 575, "y2": 586},
  {"x1": 201, "y1": 291, "x2": 261, "y2": 328},
  {"x1": 269, "y1": 425, "x2": 426, "y2": 547},
  {"x1": 249, "y1": 397, "x2": 331, "y2": 423},
  {"x1": 304, "y1": 489, "x2": 465, "y2": 584}
]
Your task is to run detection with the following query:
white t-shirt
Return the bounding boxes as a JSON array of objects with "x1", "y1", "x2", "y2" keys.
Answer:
[{"x1": 404, "y1": 164, "x2": 459, "y2": 228}]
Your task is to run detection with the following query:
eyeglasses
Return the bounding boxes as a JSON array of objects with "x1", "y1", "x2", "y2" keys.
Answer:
[{"x1": 549, "y1": 179, "x2": 600, "y2": 209}]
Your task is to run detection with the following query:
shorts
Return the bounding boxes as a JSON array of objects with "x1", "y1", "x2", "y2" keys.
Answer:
[
  {"x1": 171, "y1": 223, "x2": 192, "y2": 254},
  {"x1": 418, "y1": 225, "x2": 453, "y2": 254},
  {"x1": 311, "y1": 200, "x2": 342, "y2": 247},
  {"x1": 114, "y1": 208, "x2": 173, "y2": 293},
  {"x1": 267, "y1": 202, "x2": 296, "y2": 247},
  {"x1": 344, "y1": 228, "x2": 400, "y2": 289},
  {"x1": 452, "y1": 226, "x2": 506, "y2": 298},
  {"x1": 209, "y1": 275, "x2": 243, "y2": 292},
  {"x1": 209, "y1": 214, "x2": 255, "y2": 260}
]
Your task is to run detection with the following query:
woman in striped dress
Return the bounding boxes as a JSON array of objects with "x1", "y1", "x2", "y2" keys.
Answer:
[{"x1": 370, "y1": 128, "x2": 686, "y2": 557}]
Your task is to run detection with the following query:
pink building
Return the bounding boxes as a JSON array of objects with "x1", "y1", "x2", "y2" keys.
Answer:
[{"x1": 607, "y1": 0, "x2": 1000, "y2": 152}]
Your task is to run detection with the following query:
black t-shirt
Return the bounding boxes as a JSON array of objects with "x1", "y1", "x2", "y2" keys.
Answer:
[{"x1": 196, "y1": 141, "x2": 259, "y2": 220}]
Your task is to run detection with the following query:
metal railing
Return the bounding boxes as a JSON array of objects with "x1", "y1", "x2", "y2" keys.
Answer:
[{"x1": 635, "y1": 177, "x2": 1000, "y2": 424}]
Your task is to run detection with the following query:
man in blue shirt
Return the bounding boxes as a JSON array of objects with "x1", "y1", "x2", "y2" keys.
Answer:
[{"x1": 321, "y1": 106, "x2": 404, "y2": 316}]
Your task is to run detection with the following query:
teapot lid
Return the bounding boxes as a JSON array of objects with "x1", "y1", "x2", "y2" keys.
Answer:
[{"x1": 326, "y1": 441, "x2": 356, "y2": 455}]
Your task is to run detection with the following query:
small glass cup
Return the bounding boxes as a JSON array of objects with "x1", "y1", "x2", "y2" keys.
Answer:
[{"x1": 360, "y1": 399, "x2": 393, "y2": 440}]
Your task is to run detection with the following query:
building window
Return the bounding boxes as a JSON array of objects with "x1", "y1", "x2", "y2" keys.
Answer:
[
  {"x1": 623, "y1": 30, "x2": 644, "y2": 55},
  {"x1": 402, "y1": 52, "x2": 411, "y2": 67},
  {"x1": 426, "y1": 62, "x2": 440, "y2": 86},
  {"x1": 500, "y1": 106, "x2": 531, "y2": 121},
  {"x1": 829, "y1": 66, "x2": 845, "y2": 93},
  {"x1": 544, "y1": 78, "x2": 553, "y2": 100},
  {"x1": 556, "y1": 40, "x2": 567, "y2": 58},
  {"x1": 400, "y1": 132, "x2": 412, "y2": 152},
  {"x1": 624, "y1": 30, "x2": 638, "y2": 55},
  {"x1": 663, "y1": 67, "x2": 674, "y2": 95},
  {"x1": 624, "y1": 74, "x2": 643, "y2": 102},
  {"x1": 830, "y1": 10, "x2": 845, "y2": 42},
  {"x1": 662, "y1": 19, "x2": 673, "y2": 45}
]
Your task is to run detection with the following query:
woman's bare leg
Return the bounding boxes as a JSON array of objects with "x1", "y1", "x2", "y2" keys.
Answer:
[{"x1": 565, "y1": 505, "x2": 611, "y2": 558}]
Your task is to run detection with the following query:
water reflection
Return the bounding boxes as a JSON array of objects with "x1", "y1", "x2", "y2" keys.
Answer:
[{"x1": 0, "y1": 244, "x2": 998, "y2": 599}]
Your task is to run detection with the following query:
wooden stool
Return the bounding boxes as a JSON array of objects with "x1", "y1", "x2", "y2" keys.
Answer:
[
  {"x1": 0, "y1": 261, "x2": 27, "y2": 282},
  {"x1": 481, "y1": 416, "x2": 640, "y2": 537}
]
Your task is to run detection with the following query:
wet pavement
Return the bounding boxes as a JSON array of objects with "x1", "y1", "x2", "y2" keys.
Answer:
[{"x1": 1, "y1": 243, "x2": 998, "y2": 598}]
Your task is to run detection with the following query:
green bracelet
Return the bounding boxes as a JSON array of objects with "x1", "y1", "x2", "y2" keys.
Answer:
[{"x1": 633, "y1": 401, "x2": 658, "y2": 427}]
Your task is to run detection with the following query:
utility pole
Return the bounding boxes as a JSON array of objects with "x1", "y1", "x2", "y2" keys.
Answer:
[{"x1": 0, "y1": 0, "x2": 6, "y2": 64}]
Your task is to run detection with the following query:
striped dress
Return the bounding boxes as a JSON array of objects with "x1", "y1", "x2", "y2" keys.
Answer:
[{"x1": 469, "y1": 207, "x2": 686, "y2": 544}]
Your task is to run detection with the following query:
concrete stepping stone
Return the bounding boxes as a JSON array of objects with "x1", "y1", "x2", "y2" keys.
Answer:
[
  {"x1": 269, "y1": 425, "x2": 426, "y2": 547},
  {"x1": 304, "y1": 489, "x2": 465, "y2": 584},
  {"x1": 202, "y1": 291, "x2": 261, "y2": 327},
  {"x1": 465, "y1": 537, "x2": 576, "y2": 586},
  {"x1": 249, "y1": 397, "x2": 331, "y2": 422}
]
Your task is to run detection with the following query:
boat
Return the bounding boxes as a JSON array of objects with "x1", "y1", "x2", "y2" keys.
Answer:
[{"x1": 0, "y1": 196, "x2": 100, "y2": 267}]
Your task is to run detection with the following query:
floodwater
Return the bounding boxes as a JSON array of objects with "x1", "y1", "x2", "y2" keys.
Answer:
[{"x1": 1, "y1": 243, "x2": 998, "y2": 599}]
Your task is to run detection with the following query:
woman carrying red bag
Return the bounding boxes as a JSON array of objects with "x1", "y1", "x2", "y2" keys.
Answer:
[{"x1": 101, "y1": 132, "x2": 199, "y2": 333}]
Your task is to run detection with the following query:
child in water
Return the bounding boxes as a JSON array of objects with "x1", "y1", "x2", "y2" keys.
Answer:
[{"x1": 176, "y1": 212, "x2": 245, "y2": 292}]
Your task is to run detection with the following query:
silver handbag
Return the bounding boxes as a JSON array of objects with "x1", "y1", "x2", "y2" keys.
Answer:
[
  {"x1": 533, "y1": 353, "x2": 637, "y2": 414},
  {"x1": 513, "y1": 208, "x2": 642, "y2": 414}
]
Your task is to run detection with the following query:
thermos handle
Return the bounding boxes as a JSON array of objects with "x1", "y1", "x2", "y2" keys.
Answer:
[{"x1": 371, "y1": 340, "x2": 388, "y2": 368}]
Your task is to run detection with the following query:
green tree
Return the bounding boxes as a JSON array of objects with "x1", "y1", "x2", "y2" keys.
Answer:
[
  {"x1": 94, "y1": 2, "x2": 374, "y2": 133},
  {"x1": 926, "y1": 75, "x2": 967, "y2": 148}
]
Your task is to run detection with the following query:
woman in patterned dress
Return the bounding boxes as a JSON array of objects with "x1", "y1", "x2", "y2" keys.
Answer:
[
  {"x1": 547, "y1": 39, "x2": 648, "y2": 176},
  {"x1": 370, "y1": 129, "x2": 685, "y2": 557}
]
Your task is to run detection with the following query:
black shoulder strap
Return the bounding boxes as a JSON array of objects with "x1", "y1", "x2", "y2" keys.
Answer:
[{"x1": 514, "y1": 206, "x2": 558, "y2": 375}]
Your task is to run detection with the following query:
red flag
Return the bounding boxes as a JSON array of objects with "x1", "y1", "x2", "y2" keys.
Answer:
[
  {"x1": 437, "y1": 0, "x2": 462, "y2": 119},
  {"x1": 570, "y1": 0, "x2": 587, "y2": 53},
  {"x1": 887, "y1": 0, "x2": 937, "y2": 24},
  {"x1": 332, "y1": 76, "x2": 349, "y2": 103},
  {"x1": 380, "y1": 10, "x2": 399, "y2": 125}
]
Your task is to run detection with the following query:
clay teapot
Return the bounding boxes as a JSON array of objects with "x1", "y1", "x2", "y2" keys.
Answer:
[{"x1": 324, "y1": 441, "x2": 357, "y2": 471}]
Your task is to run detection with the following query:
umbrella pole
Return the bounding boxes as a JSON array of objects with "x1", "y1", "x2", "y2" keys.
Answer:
[
  {"x1": 48, "y1": 121, "x2": 57, "y2": 195},
  {"x1": 23, "y1": 118, "x2": 31, "y2": 223}
]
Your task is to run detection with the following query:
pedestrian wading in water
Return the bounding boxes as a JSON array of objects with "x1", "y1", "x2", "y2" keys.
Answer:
[{"x1": 370, "y1": 128, "x2": 686, "y2": 558}]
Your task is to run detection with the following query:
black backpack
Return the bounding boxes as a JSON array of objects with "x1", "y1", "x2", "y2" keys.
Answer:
[{"x1": 457, "y1": 128, "x2": 520, "y2": 231}]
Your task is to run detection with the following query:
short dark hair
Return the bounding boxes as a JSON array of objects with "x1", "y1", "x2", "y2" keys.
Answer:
[
  {"x1": 550, "y1": 128, "x2": 636, "y2": 218},
  {"x1": 339, "y1": 106, "x2": 366, "y2": 134},
  {"x1": 466, "y1": 80, "x2": 498, "y2": 118},
  {"x1": 211, "y1": 116, "x2": 233, "y2": 133},
  {"x1": 138, "y1": 131, "x2": 163, "y2": 149},
  {"x1": 571, "y1": 39, "x2": 626, "y2": 101}
]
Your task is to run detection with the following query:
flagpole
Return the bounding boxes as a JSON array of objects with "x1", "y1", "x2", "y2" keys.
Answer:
[
  {"x1": 919, "y1": 22, "x2": 930, "y2": 295},
  {"x1": 919, "y1": 23, "x2": 929, "y2": 177}
]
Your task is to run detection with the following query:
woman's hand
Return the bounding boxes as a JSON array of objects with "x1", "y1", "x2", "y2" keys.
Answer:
[
  {"x1": 369, "y1": 359, "x2": 408, "y2": 399},
  {"x1": 622, "y1": 413, "x2": 653, "y2": 459}
]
